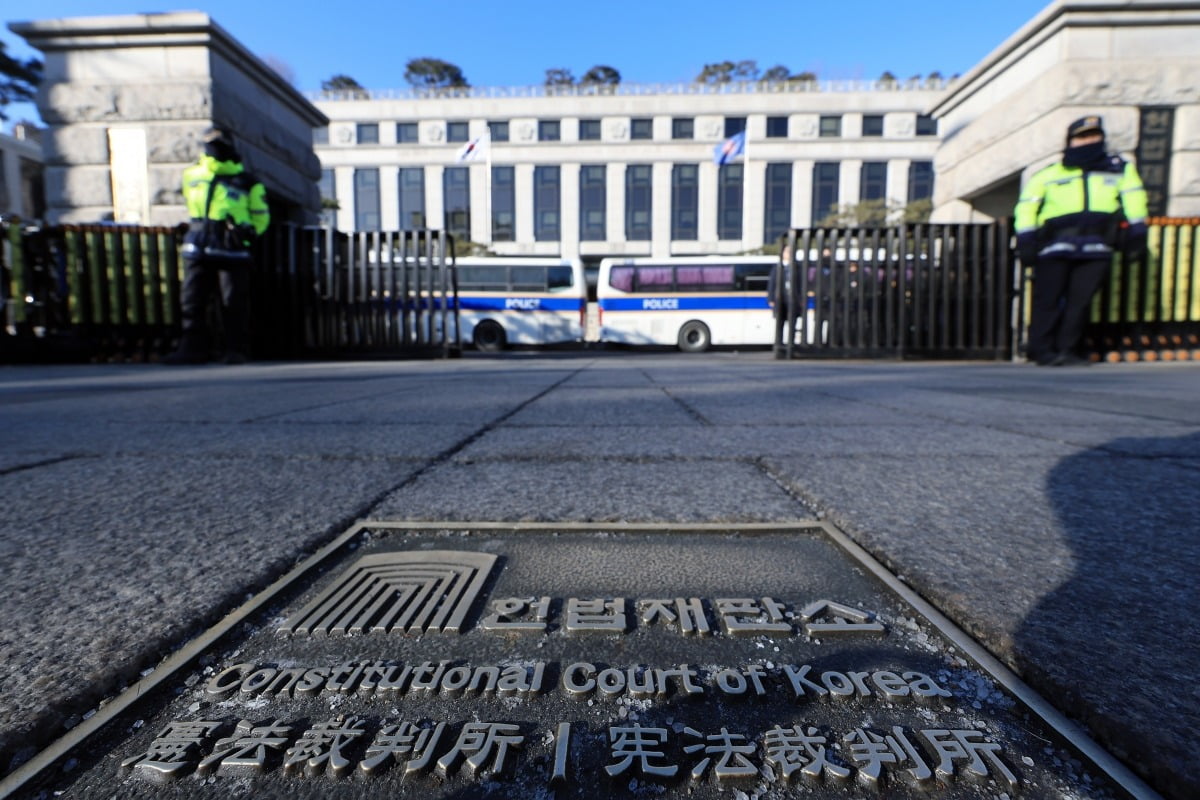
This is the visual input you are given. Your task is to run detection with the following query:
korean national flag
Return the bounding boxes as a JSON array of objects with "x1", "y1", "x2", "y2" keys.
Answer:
[
  {"x1": 456, "y1": 135, "x2": 488, "y2": 163},
  {"x1": 713, "y1": 131, "x2": 746, "y2": 165}
]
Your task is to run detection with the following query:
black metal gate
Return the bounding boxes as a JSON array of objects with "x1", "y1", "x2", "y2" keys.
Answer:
[
  {"x1": 773, "y1": 223, "x2": 1015, "y2": 359},
  {"x1": 0, "y1": 223, "x2": 460, "y2": 362}
]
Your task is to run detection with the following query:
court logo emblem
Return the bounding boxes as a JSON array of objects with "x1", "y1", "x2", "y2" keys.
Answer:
[{"x1": 280, "y1": 550, "x2": 498, "y2": 636}]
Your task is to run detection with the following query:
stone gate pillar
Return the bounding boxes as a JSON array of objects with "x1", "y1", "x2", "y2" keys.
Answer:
[{"x1": 10, "y1": 12, "x2": 328, "y2": 225}]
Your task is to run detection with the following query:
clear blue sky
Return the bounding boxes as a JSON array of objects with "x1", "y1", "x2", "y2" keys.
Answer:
[{"x1": 3, "y1": 0, "x2": 1053, "y2": 131}]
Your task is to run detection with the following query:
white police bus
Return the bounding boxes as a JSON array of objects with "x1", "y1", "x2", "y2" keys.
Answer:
[
  {"x1": 596, "y1": 256, "x2": 776, "y2": 352},
  {"x1": 455, "y1": 257, "x2": 587, "y2": 350}
]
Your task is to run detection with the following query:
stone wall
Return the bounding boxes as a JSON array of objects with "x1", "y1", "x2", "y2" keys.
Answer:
[
  {"x1": 928, "y1": 0, "x2": 1200, "y2": 222},
  {"x1": 10, "y1": 12, "x2": 328, "y2": 225}
]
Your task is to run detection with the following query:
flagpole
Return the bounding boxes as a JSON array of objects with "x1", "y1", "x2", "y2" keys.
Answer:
[
  {"x1": 484, "y1": 126, "x2": 492, "y2": 246},
  {"x1": 742, "y1": 127, "x2": 751, "y2": 249}
]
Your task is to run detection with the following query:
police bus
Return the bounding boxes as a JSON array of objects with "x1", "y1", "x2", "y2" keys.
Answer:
[
  {"x1": 596, "y1": 256, "x2": 776, "y2": 352},
  {"x1": 455, "y1": 257, "x2": 587, "y2": 350}
]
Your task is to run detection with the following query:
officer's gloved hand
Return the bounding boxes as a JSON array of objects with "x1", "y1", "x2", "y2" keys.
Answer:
[
  {"x1": 236, "y1": 223, "x2": 257, "y2": 247},
  {"x1": 1125, "y1": 221, "x2": 1147, "y2": 246},
  {"x1": 1016, "y1": 232, "x2": 1039, "y2": 265},
  {"x1": 1124, "y1": 221, "x2": 1148, "y2": 262}
]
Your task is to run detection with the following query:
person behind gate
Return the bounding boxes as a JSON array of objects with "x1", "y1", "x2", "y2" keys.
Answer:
[
  {"x1": 165, "y1": 127, "x2": 270, "y2": 365},
  {"x1": 1014, "y1": 115, "x2": 1148, "y2": 366}
]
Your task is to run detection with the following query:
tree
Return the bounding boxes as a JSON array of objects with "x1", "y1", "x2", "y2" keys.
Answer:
[
  {"x1": 579, "y1": 65, "x2": 620, "y2": 87},
  {"x1": 900, "y1": 198, "x2": 932, "y2": 224},
  {"x1": 878, "y1": 70, "x2": 898, "y2": 87},
  {"x1": 732, "y1": 60, "x2": 759, "y2": 81},
  {"x1": 0, "y1": 41, "x2": 42, "y2": 122},
  {"x1": 544, "y1": 68, "x2": 574, "y2": 88},
  {"x1": 695, "y1": 61, "x2": 735, "y2": 84},
  {"x1": 815, "y1": 199, "x2": 931, "y2": 228},
  {"x1": 695, "y1": 60, "x2": 759, "y2": 84},
  {"x1": 320, "y1": 74, "x2": 368, "y2": 98},
  {"x1": 761, "y1": 65, "x2": 791, "y2": 82},
  {"x1": 404, "y1": 58, "x2": 469, "y2": 90},
  {"x1": 792, "y1": 70, "x2": 817, "y2": 83}
]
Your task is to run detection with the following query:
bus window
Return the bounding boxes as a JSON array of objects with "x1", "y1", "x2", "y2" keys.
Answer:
[
  {"x1": 609, "y1": 266, "x2": 635, "y2": 291},
  {"x1": 459, "y1": 265, "x2": 507, "y2": 290},
  {"x1": 676, "y1": 265, "x2": 734, "y2": 292},
  {"x1": 735, "y1": 263, "x2": 772, "y2": 292},
  {"x1": 511, "y1": 266, "x2": 546, "y2": 291},
  {"x1": 635, "y1": 266, "x2": 673, "y2": 291},
  {"x1": 547, "y1": 265, "x2": 574, "y2": 289}
]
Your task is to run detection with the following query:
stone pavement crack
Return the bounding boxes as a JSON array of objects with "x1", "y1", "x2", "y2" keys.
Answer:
[
  {"x1": 640, "y1": 368, "x2": 714, "y2": 426},
  {"x1": 353, "y1": 365, "x2": 589, "y2": 514},
  {"x1": 0, "y1": 454, "x2": 90, "y2": 477}
]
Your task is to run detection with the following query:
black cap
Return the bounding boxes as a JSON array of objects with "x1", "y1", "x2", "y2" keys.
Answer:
[{"x1": 1066, "y1": 115, "x2": 1104, "y2": 140}]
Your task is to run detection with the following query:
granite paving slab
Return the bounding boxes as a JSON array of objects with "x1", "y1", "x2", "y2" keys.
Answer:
[{"x1": 369, "y1": 459, "x2": 808, "y2": 523}]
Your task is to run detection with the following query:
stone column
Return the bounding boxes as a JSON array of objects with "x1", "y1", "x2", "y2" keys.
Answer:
[{"x1": 11, "y1": 12, "x2": 328, "y2": 225}]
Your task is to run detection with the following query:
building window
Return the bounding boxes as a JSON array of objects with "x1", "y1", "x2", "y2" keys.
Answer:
[
  {"x1": 916, "y1": 114, "x2": 938, "y2": 136},
  {"x1": 538, "y1": 120, "x2": 561, "y2": 141},
  {"x1": 908, "y1": 161, "x2": 934, "y2": 202},
  {"x1": 763, "y1": 163, "x2": 792, "y2": 245},
  {"x1": 489, "y1": 121, "x2": 509, "y2": 142},
  {"x1": 318, "y1": 168, "x2": 335, "y2": 225},
  {"x1": 443, "y1": 167, "x2": 470, "y2": 239},
  {"x1": 861, "y1": 162, "x2": 887, "y2": 201},
  {"x1": 396, "y1": 122, "x2": 419, "y2": 143},
  {"x1": 534, "y1": 165, "x2": 561, "y2": 241},
  {"x1": 447, "y1": 121, "x2": 469, "y2": 143},
  {"x1": 671, "y1": 164, "x2": 699, "y2": 240},
  {"x1": 354, "y1": 168, "x2": 380, "y2": 229},
  {"x1": 625, "y1": 165, "x2": 652, "y2": 241},
  {"x1": 724, "y1": 117, "x2": 747, "y2": 138},
  {"x1": 492, "y1": 166, "x2": 515, "y2": 241},
  {"x1": 862, "y1": 115, "x2": 884, "y2": 137},
  {"x1": 672, "y1": 118, "x2": 694, "y2": 140},
  {"x1": 579, "y1": 119, "x2": 602, "y2": 141},
  {"x1": 313, "y1": 127, "x2": 329, "y2": 145},
  {"x1": 819, "y1": 115, "x2": 841, "y2": 137},
  {"x1": 718, "y1": 164, "x2": 743, "y2": 240},
  {"x1": 356, "y1": 123, "x2": 379, "y2": 145},
  {"x1": 766, "y1": 116, "x2": 788, "y2": 138},
  {"x1": 579, "y1": 165, "x2": 606, "y2": 241},
  {"x1": 398, "y1": 167, "x2": 425, "y2": 229},
  {"x1": 631, "y1": 118, "x2": 653, "y2": 140},
  {"x1": 812, "y1": 162, "x2": 840, "y2": 225}
]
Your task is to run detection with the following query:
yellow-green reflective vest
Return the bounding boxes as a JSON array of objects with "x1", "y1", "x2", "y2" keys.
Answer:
[
  {"x1": 1014, "y1": 158, "x2": 1147, "y2": 257},
  {"x1": 181, "y1": 155, "x2": 270, "y2": 235}
]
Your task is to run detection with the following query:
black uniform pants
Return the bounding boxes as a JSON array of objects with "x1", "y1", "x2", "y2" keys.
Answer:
[
  {"x1": 1027, "y1": 256, "x2": 1109, "y2": 362},
  {"x1": 178, "y1": 255, "x2": 250, "y2": 356}
]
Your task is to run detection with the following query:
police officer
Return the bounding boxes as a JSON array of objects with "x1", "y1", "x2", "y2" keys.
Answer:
[
  {"x1": 1015, "y1": 115, "x2": 1148, "y2": 366},
  {"x1": 164, "y1": 127, "x2": 269, "y2": 365}
]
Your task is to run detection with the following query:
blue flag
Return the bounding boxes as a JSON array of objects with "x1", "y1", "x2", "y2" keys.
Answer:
[{"x1": 713, "y1": 131, "x2": 746, "y2": 165}]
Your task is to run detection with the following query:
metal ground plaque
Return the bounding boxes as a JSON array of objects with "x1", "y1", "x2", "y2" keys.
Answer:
[{"x1": 6, "y1": 523, "x2": 1150, "y2": 799}]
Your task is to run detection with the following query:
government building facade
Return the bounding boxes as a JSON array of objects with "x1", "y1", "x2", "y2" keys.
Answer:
[
  {"x1": 310, "y1": 81, "x2": 946, "y2": 263},
  {"x1": 10, "y1": 1, "x2": 1199, "y2": 244}
]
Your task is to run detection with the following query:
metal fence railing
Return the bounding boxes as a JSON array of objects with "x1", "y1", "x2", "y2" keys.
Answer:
[
  {"x1": 0, "y1": 222, "x2": 460, "y2": 362},
  {"x1": 773, "y1": 220, "x2": 1200, "y2": 362},
  {"x1": 773, "y1": 223, "x2": 1014, "y2": 359}
]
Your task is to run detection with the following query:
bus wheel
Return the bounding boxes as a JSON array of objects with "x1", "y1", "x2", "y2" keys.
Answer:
[
  {"x1": 473, "y1": 320, "x2": 507, "y2": 352},
  {"x1": 677, "y1": 321, "x2": 711, "y2": 353}
]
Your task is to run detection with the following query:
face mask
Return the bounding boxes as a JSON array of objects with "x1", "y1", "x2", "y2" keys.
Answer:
[
  {"x1": 205, "y1": 141, "x2": 237, "y2": 162},
  {"x1": 1063, "y1": 140, "x2": 1106, "y2": 169}
]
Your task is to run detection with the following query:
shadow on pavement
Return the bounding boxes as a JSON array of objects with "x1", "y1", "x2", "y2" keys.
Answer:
[{"x1": 1020, "y1": 431, "x2": 1200, "y2": 800}]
